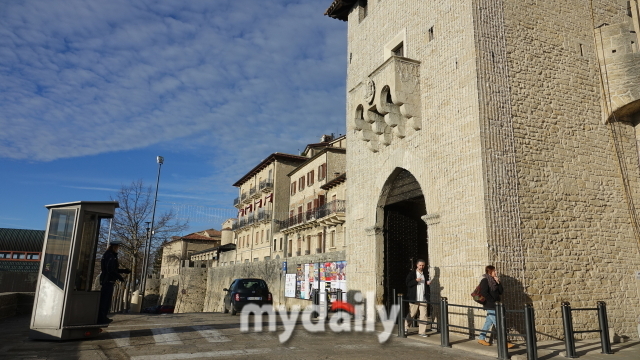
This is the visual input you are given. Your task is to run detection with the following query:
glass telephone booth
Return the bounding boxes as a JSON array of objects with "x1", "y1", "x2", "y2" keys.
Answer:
[{"x1": 30, "y1": 201, "x2": 119, "y2": 340}]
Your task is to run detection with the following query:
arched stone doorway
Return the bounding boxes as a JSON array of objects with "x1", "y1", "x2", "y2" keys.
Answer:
[{"x1": 378, "y1": 168, "x2": 428, "y2": 309}]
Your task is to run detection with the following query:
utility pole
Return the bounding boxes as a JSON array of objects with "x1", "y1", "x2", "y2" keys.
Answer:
[{"x1": 139, "y1": 156, "x2": 163, "y2": 309}]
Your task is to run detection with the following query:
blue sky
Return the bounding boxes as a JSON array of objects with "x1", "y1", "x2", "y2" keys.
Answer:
[{"x1": 0, "y1": 0, "x2": 347, "y2": 233}]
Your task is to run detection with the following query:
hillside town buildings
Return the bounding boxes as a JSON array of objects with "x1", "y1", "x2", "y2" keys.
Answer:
[{"x1": 159, "y1": 229, "x2": 220, "y2": 277}]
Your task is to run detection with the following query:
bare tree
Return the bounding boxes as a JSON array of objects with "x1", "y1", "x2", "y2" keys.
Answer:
[{"x1": 99, "y1": 180, "x2": 188, "y2": 309}]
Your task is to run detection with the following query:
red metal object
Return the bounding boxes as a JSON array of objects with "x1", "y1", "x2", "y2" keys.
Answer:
[
  {"x1": 158, "y1": 305, "x2": 175, "y2": 314},
  {"x1": 330, "y1": 300, "x2": 355, "y2": 315}
]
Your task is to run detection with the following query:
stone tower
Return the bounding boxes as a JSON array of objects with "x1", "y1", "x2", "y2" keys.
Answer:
[{"x1": 326, "y1": 0, "x2": 640, "y2": 339}]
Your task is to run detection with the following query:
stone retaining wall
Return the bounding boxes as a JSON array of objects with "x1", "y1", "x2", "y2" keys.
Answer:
[{"x1": 0, "y1": 293, "x2": 35, "y2": 320}]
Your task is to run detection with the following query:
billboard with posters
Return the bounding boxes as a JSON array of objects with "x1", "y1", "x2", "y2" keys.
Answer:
[{"x1": 288, "y1": 261, "x2": 346, "y2": 300}]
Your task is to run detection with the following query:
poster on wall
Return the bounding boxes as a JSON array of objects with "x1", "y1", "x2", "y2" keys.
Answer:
[
  {"x1": 285, "y1": 274, "x2": 296, "y2": 298},
  {"x1": 309, "y1": 263, "x2": 318, "y2": 291},
  {"x1": 295, "y1": 264, "x2": 302, "y2": 299},
  {"x1": 336, "y1": 261, "x2": 347, "y2": 293},
  {"x1": 301, "y1": 264, "x2": 310, "y2": 300}
]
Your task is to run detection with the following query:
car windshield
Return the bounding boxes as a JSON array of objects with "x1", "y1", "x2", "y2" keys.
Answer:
[{"x1": 237, "y1": 280, "x2": 267, "y2": 290}]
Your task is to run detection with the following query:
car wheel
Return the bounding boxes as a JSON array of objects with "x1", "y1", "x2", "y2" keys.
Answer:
[
  {"x1": 231, "y1": 306, "x2": 237, "y2": 316},
  {"x1": 223, "y1": 302, "x2": 229, "y2": 313}
]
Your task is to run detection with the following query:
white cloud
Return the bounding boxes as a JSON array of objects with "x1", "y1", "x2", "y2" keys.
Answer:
[{"x1": 0, "y1": 0, "x2": 347, "y2": 161}]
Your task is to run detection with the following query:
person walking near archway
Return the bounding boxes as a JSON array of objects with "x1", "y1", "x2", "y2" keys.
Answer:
[
  {"x1": 477, "y1": 265, "x2": 514, "y2": 348},
  {"x1": 405, "y1": 259, "x2": 431, "y2": 336}
]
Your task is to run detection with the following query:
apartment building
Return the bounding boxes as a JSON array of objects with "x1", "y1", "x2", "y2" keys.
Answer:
[
  {"x1": 276, "y1": 135, "x2": 346, "y2": 258},
  {"x1": 232, "y1": 153, "x2": 307, "y2": 263}
]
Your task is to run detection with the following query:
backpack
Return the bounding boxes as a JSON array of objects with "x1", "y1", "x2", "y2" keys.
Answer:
[{"x1": 471, "y1": 284, "x2": 486, "y2": 304}]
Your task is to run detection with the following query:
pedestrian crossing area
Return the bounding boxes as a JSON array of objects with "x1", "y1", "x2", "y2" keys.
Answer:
[{"x1": 105, "y1": 324, "x2": 289, "y2": 347}]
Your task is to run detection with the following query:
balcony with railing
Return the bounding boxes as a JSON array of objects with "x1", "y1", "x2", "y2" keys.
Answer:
[
  {"x1": 241, "y1": 192, "x2": 250, "y2": 204},
  {"x1": 233, "y1": 197, "x2": 241, "y2": 208},
  {"x1": 259, "y1": 179, "x2": 274, "y2": 193},
  {"x1": 250, "y1": 186, "x2": 260, "y2": 199},
  {"x1": 278, "y1": 200, "x2": 346, "y2": 233},
  {"x1": 256, "y1": 208, "x2": 272, "y2": 223}
]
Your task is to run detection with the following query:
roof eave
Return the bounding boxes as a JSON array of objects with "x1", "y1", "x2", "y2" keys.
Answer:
[
  {"x1": 324, "y1": 0, "x2": 356, "y2": 21},
  {"x1": 232, "y1": 153, "x2": 307, "y2": 187}
]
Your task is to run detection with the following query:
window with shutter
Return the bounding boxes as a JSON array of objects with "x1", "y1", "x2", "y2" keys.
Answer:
[
  {"x1": 318, "y1": 195, "x2": 325, "y2": 207},
  {"x1": 291, "y1": 183, "x2": 296, "y2": 195},
  {"x1": 309, "y1": 170, "x2": 314, "y2": 185}
]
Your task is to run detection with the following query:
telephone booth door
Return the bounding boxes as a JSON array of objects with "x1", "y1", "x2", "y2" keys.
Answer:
[{"x1": 30, "y1": 201, "x2": 118, "y2": 340}]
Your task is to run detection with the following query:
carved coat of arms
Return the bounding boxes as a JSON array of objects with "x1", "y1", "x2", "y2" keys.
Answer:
[{"x1": 364, "y1": 79, "x2": 375, "y2": 104}]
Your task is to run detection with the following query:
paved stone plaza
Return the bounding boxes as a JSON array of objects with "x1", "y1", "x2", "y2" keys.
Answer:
[
  {"x1": 1, "y1": 313, "x2": 639, "y2": 360},
  {"x1": 0, "y1": 313, "x2": 493, "y2": 360}
]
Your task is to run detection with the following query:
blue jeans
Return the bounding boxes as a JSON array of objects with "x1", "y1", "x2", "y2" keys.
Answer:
[{"x1": 478, "y1": 309, "x2": 496, "y2": 340}]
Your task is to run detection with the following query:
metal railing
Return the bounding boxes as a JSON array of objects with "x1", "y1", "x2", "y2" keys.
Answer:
[
  {"x1": 256, "y1": 209, "x2": 272, "y2": 222},
  {"x1": 561, "y1": 301, "x2": 612, "y2": 358},
  {"x1": 233, "y1": 197, "x2": 241, "y2": 207},
  {"x1": 249, "y1": 187, "x2": 257, "y2": 197},
  {"x1": 397, "y1": 295, "x2": 539, "y2": 360},
  {"x1": 259, "y1": 179, "x2": 273, "y2": 192},
  {"x1": 240, "y1": 192, "x2": 248, "y2": 203},
  {"x1": 279, "y1": 200, "x2": 346, "y2": 229}
]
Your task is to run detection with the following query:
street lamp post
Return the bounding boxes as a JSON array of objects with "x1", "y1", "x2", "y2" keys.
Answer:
[{"x1": 139, "y1": 156, "x2": 163, "y2": 309}]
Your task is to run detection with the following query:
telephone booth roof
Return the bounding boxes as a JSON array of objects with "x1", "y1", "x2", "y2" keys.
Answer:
[{"x1": 45, "y1": 201, "x2": 119, "y2": 210}]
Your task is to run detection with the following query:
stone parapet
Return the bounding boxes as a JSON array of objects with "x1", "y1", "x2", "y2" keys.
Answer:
[{"x1": 594, "y1": 17, "x2": 640, "y2": 122}]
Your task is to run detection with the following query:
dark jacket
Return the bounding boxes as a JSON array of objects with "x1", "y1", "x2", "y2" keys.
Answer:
[
  {"x1": 479, "y1": 276, "x2": 504, "y2": 310},
  {"x1": 405, "y1": 270, "x2": 429, "y2": 302},
  {"x1": 100, "y1": 249, "x2": 127, "y2": 285}
]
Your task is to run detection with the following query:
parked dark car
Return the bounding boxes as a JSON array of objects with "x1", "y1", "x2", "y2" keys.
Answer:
[
  {"x1": 223, "y1": 278, "x2": 272, "y2": 315},
  {"x1": 142, "y1": 305, "x2": 175, "y2": 314}
]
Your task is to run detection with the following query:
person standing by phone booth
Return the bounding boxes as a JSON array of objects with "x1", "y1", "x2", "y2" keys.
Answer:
[
  {"x1": 97, "y1": 239, "x2": 130, "y2": 324},
  {"x1": 29, "y1": 201, "x2": 119, "y2": 340}
]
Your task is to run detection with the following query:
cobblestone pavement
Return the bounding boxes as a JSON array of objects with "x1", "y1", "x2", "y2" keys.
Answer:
[{"x1": 0, "y1": 313, "x2": 494, "y2": 360}]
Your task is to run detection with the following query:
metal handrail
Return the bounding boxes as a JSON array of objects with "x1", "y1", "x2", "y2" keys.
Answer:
[
  {"x1": 561, "y1": 301, "x2": 612, "y2": 357},
  {"x1": 398, "y1": 296, "x2": 538, "y2": 360}
]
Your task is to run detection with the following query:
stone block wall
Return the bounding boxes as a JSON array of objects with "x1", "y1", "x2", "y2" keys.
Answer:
[
  {"x1": 0, "y1": 293, "x2": 35, "y2": 320},
  {"x1": 339, "y1": 0, "x2": 640, "y2": 340},
  {"x1": 158, "y1": 276, "x2": 179, "y2": 306},
  {"x1": 501, "y1": 0, "x2": 640, "y2": 339},
  {"x1": 142, "y1": 278, "x2": 160, "y2": 308},
  {"x1": 199, "y1": 251, "x2": 346, "y2": 313},
  {"x1": 203, "y1": 259, "x2": 284, "y2": 313},
  {"x1": 174, "y1": 267, "x2": 208, "y2": 313}
]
